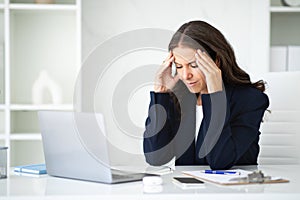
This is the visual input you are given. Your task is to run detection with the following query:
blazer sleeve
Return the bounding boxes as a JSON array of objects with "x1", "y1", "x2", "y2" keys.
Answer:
[
  {"x1": 200, "y1": 88, "x2": 269, "y2": 170},
  {"x1": 143, "y1": 92, "x2": 178, "y2": 166}
]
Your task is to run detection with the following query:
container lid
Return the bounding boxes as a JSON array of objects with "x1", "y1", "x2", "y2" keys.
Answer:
[{"x1": 0, "y1": 147, "x2": 8, "y2": 150}]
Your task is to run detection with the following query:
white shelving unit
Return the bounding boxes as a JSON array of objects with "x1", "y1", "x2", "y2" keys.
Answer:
[
  {"x1": 0, "y1": 0, "x2": 81, "y2": 168},
  {"x1": 269, "y1": 0, "x2": 300, "y2": 72}
]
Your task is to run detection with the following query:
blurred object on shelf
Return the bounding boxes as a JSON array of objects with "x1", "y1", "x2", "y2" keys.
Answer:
[
  {"x1": 0, "y1": 146, "x2": 8, "y2": 179},
  {"x1": 281, "y1": 0, "x2": 300, "y2": 7},
  {"x1": 32, "y1": 70, "x2": 62, "y2": 105},
  {"x1": 35, "y1": 0, "x2": 54, "y2": 4}
]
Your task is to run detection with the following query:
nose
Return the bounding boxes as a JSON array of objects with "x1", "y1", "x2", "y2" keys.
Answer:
[{"x1": 181, "y1": 66, "x2": 192, "y2": 80}]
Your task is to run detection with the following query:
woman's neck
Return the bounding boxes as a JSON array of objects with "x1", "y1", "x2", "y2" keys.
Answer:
[
  {"x1": 197, "y1": 95, "x2": 202, "y2": 106},
  {"x1": 196, "y1": 88, "x2": 208, "y2": 105}
]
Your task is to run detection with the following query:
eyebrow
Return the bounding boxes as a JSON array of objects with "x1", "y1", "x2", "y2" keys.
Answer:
[{"x1": 174, "y1": 61, "x2": 196, "y2": 65}]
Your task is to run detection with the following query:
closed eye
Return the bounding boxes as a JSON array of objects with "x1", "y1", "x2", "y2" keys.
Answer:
[
  {"x1": 190, "y1": 62, "x2": 198, "y2": 68},
  {"x1": 174, "y1": 62, "x2": 183, "y2": 68},
  {"x1": 174, "y1": 62, "x2": 197, "y2": 68}
]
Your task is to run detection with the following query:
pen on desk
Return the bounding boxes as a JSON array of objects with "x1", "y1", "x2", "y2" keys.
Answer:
[{"x1": 203, "y1": 170, "x2": 239, "y2": 175}]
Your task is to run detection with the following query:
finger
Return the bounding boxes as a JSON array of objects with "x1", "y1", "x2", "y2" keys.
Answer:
[
  {"x1": 165, "y1": 56, "x2": 174, "y2": 67},
  {"x1": 196, "y1": 50, "x2": 213, "y2": 68},
  {"x1": 166, "y1": 51, "x2": 173, "y2": 60},
  {"x1": 196, "y1": 54, "x2": 222, "y2": 81},
  {"x1": 196, "y1": 59, "x2": 209, "y2": 75},
  {"x1": 196, "y1": 51, "x2": 222, "y2": 87},
  {"x1": 158, "y1": 56, "x2": 174, "y2": 74},
  {"x1": 195, "y1": 52, "x2": 213, "y2": 73},
  {"x1": 162, "y1": 53, "x2": 174, "y2": 65},
  {"x1": 196, "y1": 51, "x2": 220, "y2": 76},
  {"x1": 197, "y1": 49, "x2": 218, "y2": 70}
]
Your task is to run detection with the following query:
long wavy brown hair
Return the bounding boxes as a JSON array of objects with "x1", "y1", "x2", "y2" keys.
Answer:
[{"x1": 168, "y1": 20, "x2": 265, "y2": 92}]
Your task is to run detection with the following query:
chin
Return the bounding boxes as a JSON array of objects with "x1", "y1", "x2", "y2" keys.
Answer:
[{"x1": 187, "y1": 87, "x2": 199, "y2": 94}]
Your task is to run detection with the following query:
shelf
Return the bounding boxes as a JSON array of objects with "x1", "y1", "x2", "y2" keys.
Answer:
[
  {"x1": 0, "y1": 4, "x2": 4, "y2": 9},
  {"x1": 0, "y1": 104, "x2": 5, "y2": 110},
  {"x1": 10, "y1": 104, "x2": 73, "y2": 111},
  {"x1": 270, "y1": 6, "x2": 300, "y2": 12},
  {"x1": 10, "y1": 133, "x2": 42, "y2": 140},
  {"x1": 9, "y1": 3, "x2": 77, "y2": 11}
]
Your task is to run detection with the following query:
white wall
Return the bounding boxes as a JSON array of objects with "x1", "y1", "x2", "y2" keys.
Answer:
[
  {"x1": 82, "y1": 0, "x2": 269, "y2": 73},
  {"x1": 81, "y1": 0, "x2": 269, "y2": 166}
]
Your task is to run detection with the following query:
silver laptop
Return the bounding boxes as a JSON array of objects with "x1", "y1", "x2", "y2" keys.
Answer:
[{"x1": 38, "y1": 111, "x2": 146, "y2": 184}]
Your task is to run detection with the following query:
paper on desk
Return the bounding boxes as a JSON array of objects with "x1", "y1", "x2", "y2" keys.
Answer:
[{"x1": 182, "y1": 169, "x2": 251, "y2": 185}]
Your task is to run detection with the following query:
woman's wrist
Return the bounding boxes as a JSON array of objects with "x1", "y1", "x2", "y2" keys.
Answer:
[{"x1": 154, "y1": 86, "x2": 169, "y2": 93}]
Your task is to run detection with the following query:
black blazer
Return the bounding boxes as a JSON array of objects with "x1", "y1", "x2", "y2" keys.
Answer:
[{"x1": 143, "y1": 82, "x2": 269, "y2": 170}]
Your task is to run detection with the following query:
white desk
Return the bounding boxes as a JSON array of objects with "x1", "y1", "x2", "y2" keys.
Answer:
[{"x1": 0, "y1": 165, "x2": 300, "y2": 200}]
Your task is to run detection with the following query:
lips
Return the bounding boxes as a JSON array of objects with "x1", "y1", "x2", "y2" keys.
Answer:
[{"x1": 187, "y1": 81, "x2": 198, "y2": 87}]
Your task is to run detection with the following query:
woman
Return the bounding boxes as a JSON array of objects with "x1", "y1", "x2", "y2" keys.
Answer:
[{"x1": 143, "y1": 20, "x2": 269, "y2": 170}]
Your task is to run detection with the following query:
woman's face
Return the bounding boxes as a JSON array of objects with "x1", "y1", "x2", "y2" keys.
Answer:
[{"x1": 172, "y1": 46, "x2": 207, "y2": 94}]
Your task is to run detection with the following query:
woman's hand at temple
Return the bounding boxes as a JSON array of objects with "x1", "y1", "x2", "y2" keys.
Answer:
[
  {"x1": 154, "y1": 52, "x2": 180, "y2": 93},
  {"x1": 195, "y1": 49, "x2": 223, "y2": 94}
]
